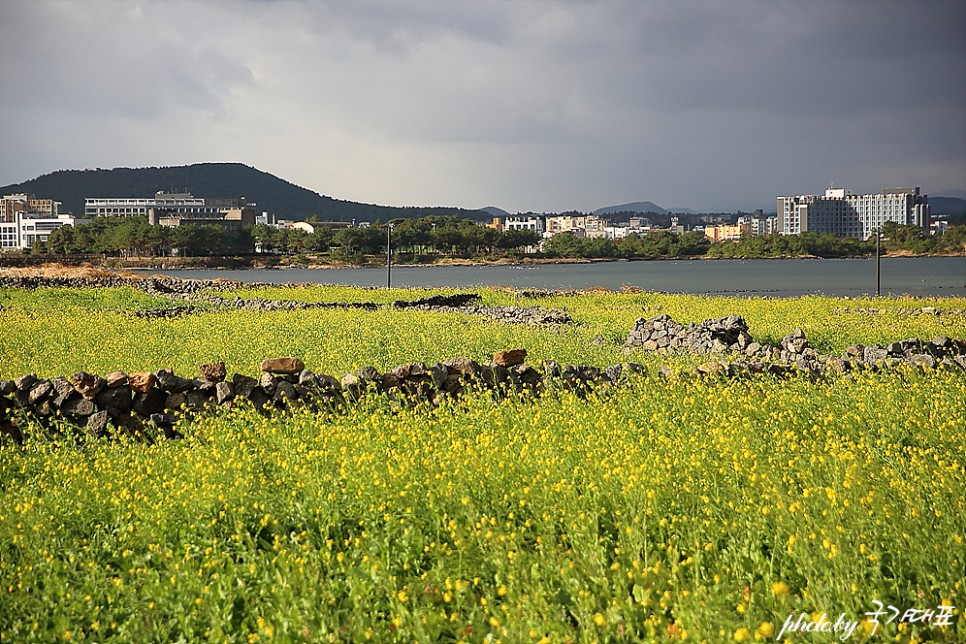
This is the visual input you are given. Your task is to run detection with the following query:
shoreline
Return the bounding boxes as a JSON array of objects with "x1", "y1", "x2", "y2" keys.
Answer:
[{"x1": 3, "y1": 251, "x2": 961, "y2": 273}]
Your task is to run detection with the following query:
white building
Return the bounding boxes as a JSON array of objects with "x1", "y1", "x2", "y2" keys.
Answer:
[
  {"x1": 85, "y1": 192, "x2": 205, "y2": 218},
  {"x1": 0, "y1": 193, "x2": 86, "y2": 250},
  {"x1": 778, "y1": 187, "x2": 928, "y2": 240},
  {"x1": 0, "y1": 213, "x2": 88, "y2": 250},
  {"x1": 603, "y1": 224, "x2": 631, "y2": 239},
  {"x1": 737, "y1": 214, "x2": 780, "y2": 236},
  {"x1": 85, "y1": 192, "x2": 256, "y2": 228},
  {"x1": 504, "y1": 215, "x2": 545, "y2": 235}
]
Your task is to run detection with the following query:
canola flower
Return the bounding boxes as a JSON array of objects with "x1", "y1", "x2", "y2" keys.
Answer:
[{"x1": 0, "y1": 285, "x2": 964, "y2": 641}]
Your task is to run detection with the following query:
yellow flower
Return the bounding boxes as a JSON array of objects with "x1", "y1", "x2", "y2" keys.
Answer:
[{"x1": 757, "y1": 621, "x2": 774, "y2": 638}]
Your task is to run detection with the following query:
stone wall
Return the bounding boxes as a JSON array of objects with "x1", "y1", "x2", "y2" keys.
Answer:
[
  {"x1": 625, "y1": 314, "x2": 966, "y2": 374},
  {"x1": 0, "y1": 350, "x2": 640, "y2": 445},
  {"x1": 4, "y1": 326, "x2": 965, "y2": 445},
  {"x1": 0, "y1": 275, "x2": 574, "y2": 325}
]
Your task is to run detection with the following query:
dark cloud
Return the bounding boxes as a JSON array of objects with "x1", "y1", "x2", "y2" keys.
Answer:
[{"x1": 1, "y1": 0, "x2": 963, "y2": 212}]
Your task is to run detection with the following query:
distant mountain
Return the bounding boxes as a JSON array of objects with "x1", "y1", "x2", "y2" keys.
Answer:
[
  {"x1": 0, "y1": 163, "x2": 490, "y2": 222},
  {"x1": 665, "y1": 207, "x2": 696, "y2": 214},
  {"x1": 929, "y1": 197, "x2": 966, "y2": 216},
  {"x1": 479, "y1": 206, "x2": 510, "y2": 218},
  {"x1": 931, "y1": 189, "x2": 966, "y2": 199},
  {"x1": 594, "y1": 201, "x2": 667, "y2": 216}
]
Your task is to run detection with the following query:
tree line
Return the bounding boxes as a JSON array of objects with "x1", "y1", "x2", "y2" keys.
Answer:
[
  {"x1": 28, "y1": 216, "x2": 965, "y2": 261},
  {"x1": 543, "y1": 224, "x2": 964, "y2": 259},
  {"x1": 33, "y1": 215, "x2": 541, "y2": 258}
]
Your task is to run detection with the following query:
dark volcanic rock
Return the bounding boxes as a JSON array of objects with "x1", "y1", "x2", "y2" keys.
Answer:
[
  {"x1": 155, "y1": 369, "x2": 194, "y2": 394},
  {"x1": 96, "y1": 386, "x2": 134, "y2": 413}
]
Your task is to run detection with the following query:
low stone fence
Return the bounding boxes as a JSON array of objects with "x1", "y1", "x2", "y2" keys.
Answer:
[
  {"x1": 0, "y1": 274, "x2": 238, "y2": 294},
  {"x1": 4, "y1": 329, "x2": 966, "y2": 445},
  {"x1": 625, "y1": 314, "x2": 966, "y2": 373},
  {"x1": 0, "y1": 350, "x2": 640, "y2": 444},
  {"x1": 0, "y1": 276, "x2": 575, "y2": 325}
]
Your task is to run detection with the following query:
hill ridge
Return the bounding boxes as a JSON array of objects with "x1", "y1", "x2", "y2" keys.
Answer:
[{"x1": 0, "y1": 163, "x2": 489, "y2": 222}]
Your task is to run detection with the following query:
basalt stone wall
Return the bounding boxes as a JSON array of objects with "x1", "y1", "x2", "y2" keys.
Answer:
[
  {"x1": 626, "y1": 314, "x2": 966, "y2": 374},
  {"x1": 0, "y1": 351, "x2": 646, "y2": 445},
  {"x1": 0, "y1": 275, "x2": 575, "y2": 325},
  {"x1": 4, "y1": 333, "x2": 966, "y2": 446},
  {"x1": 0, "y1": 275, "x2": 239, "y2": 294}
]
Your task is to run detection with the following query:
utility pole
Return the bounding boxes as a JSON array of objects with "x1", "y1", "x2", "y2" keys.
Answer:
[{"x1": 387, "y1": 223, "x2": 393, "y2": 289}]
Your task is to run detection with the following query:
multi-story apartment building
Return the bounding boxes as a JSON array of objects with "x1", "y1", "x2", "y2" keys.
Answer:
[
  {"x1": 85, "y1": 192, "x2": 256, "y2": 229},
  {"x1": 737, "y1": 214, "x2": 779, "y2": 237},
  {"x1": 544, "y1": 215, "x2": 585, "y2": 237},
  {"x1": 504, "y1": 215, "x2": 545, "y2": 235},
  {"x1": 777, "y1": 187, "x2": 929, "y2": 240},
  {"x1": 704, "y1": 222, "x2": 752, "y2": 243},
  {"x1": 1, "y1": 193, "x2": 62, "y2": 223},
  {"x1": 582, "y1": 215, "x2": 609, "y2": 239},
  {"x1": 0, "y1": 193, "x2": 85, "y2": 250}
]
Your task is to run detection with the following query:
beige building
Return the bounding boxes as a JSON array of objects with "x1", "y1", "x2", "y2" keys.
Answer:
[
  {"x1": 2, "y1": 193, "x2": 62, "y2": 223},
  {"x1": 705, "y1": 223, "x2": 752, "y2": 243},
  {"x1": 544, "y1": 215, "x2": 585, "y2": 236}
]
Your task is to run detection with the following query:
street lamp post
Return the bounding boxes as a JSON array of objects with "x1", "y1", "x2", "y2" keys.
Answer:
[
  {"x1": 387, "y1": 223, "x2": 394, "y2": 289},
  {"x1": 875, "y1": 227, "x2": 880, "y2": 297}
]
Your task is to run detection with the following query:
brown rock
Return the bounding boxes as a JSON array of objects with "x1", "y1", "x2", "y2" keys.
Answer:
[
  {"x1": 442, "y1": 357, "x2": 481, "y2": 376},
  {"x1": 260, "y1": 357, "x2": 305, "y2": 374},
  {"x1": 696, "y1": 361, "x2": 727, "y2": 376},
  {"x1": 105, "y1": 371, "x2": 129, "y2": 388},
  {"x1": 70, "y1": 372, "x2": 105, "y2": 400},
  {"x1": 129, "y1": 372, "x2": 157, "y2": 394},
  {"x1": 493, "y1": 349, "x2": 527, "y2": 367},
  {"x1": 199, "y1": 361, "x2": 227, "y2": 383}
]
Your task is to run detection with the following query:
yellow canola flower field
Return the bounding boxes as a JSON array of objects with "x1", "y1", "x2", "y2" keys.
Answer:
[{"x1": 0, "y1": 285, "x2": 964, "y2": 642}]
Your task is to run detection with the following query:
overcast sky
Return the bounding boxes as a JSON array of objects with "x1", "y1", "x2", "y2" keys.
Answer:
[{"x1": 2, "y1": 0, "x2": 964, "y2": 213}]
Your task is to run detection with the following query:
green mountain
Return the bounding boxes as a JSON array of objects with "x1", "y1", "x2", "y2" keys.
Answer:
[
  {"x1": 929, "y1": 197, "x2": 966, "y2": 216},
  {"x1": 0, "y1": 163, "x2": 489, "y2": 222},
  {"x1": 593, "y1": 201, "x2": 668, "y2": 216}
]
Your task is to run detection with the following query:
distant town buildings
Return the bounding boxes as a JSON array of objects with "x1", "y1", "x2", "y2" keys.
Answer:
[
  {"x1": 739, "y1": 212, "x2": 780, "y2": 237},
  {"x1": 1, "y1": 184, "x2": 940, "y2": 254},
  {"x1": 0, "y1": 193, "x2": 86, "y2": 250},
  {"x1": 777, "y1": 187, "x2": 929, "y2": 240},
  {"x1": 85, "y1": 192, "x2": 256, "y2": 229},
  {"x1": 504, "y1": 215, "x2": 546, "y2": 235},
  {"x1": 704, "y1": 222, "x2": 751, "y2": 243},
  {"x1": 704, "y1": 212, "x2": 779, "y2": 242}
]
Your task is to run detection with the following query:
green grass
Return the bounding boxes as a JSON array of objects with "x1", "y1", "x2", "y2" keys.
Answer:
[
  {"x1": 0, "y1": 285, "x2": 964, "y2": 642},
  {"x1": 1, "y1": 286, "x2": 963, "y2": 379}
]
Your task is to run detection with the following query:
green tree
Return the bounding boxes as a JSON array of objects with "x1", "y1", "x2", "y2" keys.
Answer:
[{"x1": 543, "y1": 232, "x2": 584, "y2": 258}]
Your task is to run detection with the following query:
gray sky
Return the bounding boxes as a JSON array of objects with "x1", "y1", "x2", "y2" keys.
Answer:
[{"x1": 2, "y1": 0, "x2": 964, "y2": 213}]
